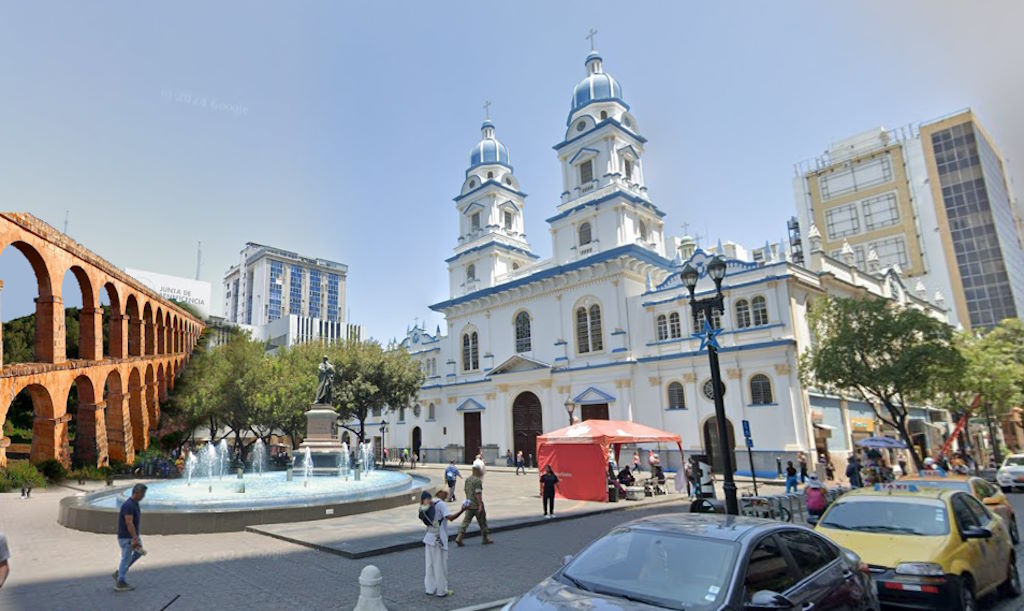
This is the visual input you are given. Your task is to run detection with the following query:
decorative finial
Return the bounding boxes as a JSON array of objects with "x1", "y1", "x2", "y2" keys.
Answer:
[
  {"x1": 483, "y1": 100, "x2": 491, "y2": 121},
  {"x1": 586, "y1": 28, "x2": 598, "y2": 52}
]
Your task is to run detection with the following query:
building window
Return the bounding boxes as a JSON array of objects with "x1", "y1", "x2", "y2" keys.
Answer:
[
  {"x1": 462, "y1": 331, "x2": 479, "y2": 371},
  {"x1": 575, "y1": 303, "x2": 604, "y2": 354},
  {"x1": 818, "y1": 153, "x2": 893, "y2": 200},
  {"x1": 870, "y1": 235, "x2": 910, "y2": 270},
  {"x1": 308, "y1": 269, "x2": 322, "y2": 317},
  {"x1": 825, "y1": 203, "x2": 861, "y2": 240},
  {"x1": 667, "y1": 382, "x2": 686, "y2": 409},
  {"x1": 428, "y1": 403, "x2": 435, "y2": 420},
  {"x1": 466, "y1": 264, "x2": 476, "y2": 282},
  {"x1": 512, "y1": 263, "x2": 520, "y2": 271},
  {"x1": 695, "y1": 307, "x2": 721, "y2": 330},
  {"x1": 268, "y1": 260, "x2": 283, "y2": 322},
  {"x1": 327, "y1": 273, "x2": 340, "y2": 323},
  {"x1": 471, "y1": 212, "x2": 481, "y2": 230},
  {"x1": 861, "y1": 192, "x2": 901, "y2": 231},
  {"x1": 487, "y1": 171, "x2": 494, "y2": 179},
  {"x1": 600, "y1": 110, "x2": 608, "y2": 120},
  {"x1": 578, "y1": 222, "x2": 592, "y2": 246},
  {"x1": 289, "y1": 265, "x2": 303, "y2": 315},
  {"x1": 398, "y1": 406, "x2": 406, "y2": 422},
  {"x1": 504, "y1": 210, "x2": 513, "y2": 230},
  {"x1": 750, "y1": 374, "x2": 773, "y2": 405},
  {"x1": 514, "y1": 311, "x2": 532, "y2": 353},
  {"x1": 655, "y1": 314, "x2": 668, "y2": 341},
  {"x1": 751, "y1": 296, "x2": 769, "y2": 326},
  {"x1": 576, "y1": 120, "x2": 586, "y2": 132},
  {"x1": 579, "y1": 159, "x2": 594, "y2": 184},
  {"x1": 668, "y1": 312, "x2": 681, "y2": 339},
  {"x1": 638, "y1": 220, "x2": 648, "y2": 241},
  {"x1": 624, "y1": 158, "x2": 633, "y2": 180},
  {"x1": 735, "y1": 299, "x2": 751, "y2": 328},
  {"x1": 468, "y1": 179, "x2": 476, "y2": 188}
]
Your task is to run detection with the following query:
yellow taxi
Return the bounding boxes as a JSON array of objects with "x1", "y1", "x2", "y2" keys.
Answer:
[
  {"x1": 900, "y1": 471, "x2": 1019, "y2": 544},
  {"x1": 815, "y1": 484, "x2": 1020, "y2": 610}
]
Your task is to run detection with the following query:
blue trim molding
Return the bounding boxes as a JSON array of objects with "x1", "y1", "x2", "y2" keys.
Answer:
[
  {"x1": 446, "y1": 240, "x2": 540, "y2": 264},
  {"x1": 455, "y1": 179, "x2": 527, "y2": 202},
  {"x1": 546, "y1": 191, "x2": 666, "y2": 224},
  {"x1": 457, "y1": 398, "x2": 486, "y2": 412},
  {"x1": 573, "y1": 386, "x2": 616, "y2": 405}
]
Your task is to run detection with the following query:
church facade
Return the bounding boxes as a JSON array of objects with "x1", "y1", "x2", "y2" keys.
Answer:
[{"x1": 385, "y1": 50, "x2": 949, "y2": 476}]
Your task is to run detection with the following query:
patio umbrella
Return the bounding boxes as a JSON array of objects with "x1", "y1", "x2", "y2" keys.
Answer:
[{"x1": 856, "y1": 436, "x2": 907, "y2": 449}]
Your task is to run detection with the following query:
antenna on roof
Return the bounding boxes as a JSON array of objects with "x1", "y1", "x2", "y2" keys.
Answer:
[{"x1": 195, "y1": 241, "x2": 202, "y2": 280}]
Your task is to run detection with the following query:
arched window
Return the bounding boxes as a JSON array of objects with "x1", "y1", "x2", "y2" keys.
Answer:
[
  {"x1": 750, "y1": 374, "x2": 773, "y2": 405},
  {"x1": 512, "y1": 263, "x2": 520, "y2": 271},
  {"x1": 466, "y1": 264, "x2": 476, "y2": 282},
  {"x1": 462, "y1": 331, "x2": 479, "y2": 371},
  {"x1": 575, "y1": 302, "x2": 604, "y2": 354},
  {"x1": 578, "y1": 222, "x2": 592, "y2": 246},
  {"x1": 428, "y1": 403, "x2": 436, "y2": 420},
  {"x1": 514, "y1": 311, "x2": 532, "y2": 353},
  {"x1": 487, "y1": 171, "x2": 494, "y2": 179},
  {"x1": 735, "y1": 299, "x2": 751, "y2": 328},
  {"x1": 655, "y1": 314, "x2": 668, "y2": 341},
  {"x1": 668, "y1": 312, "x2": 681, "y2": 339},
  {"x1": 752, "y1": 296, "x2": 769, "y2": 326},
  {"x1": 695, "y1": 308, "x2": 721, "y2": 330},
  {"x1": 638, "y1": 220, "x2": 648, "y2": 241},
  {"x1": 399, "y1": 406, "x2": 406, "y2": 421},
  {"x1": 600, "y1": 110, "x2": 608, "y2": 120},
  {"x1": 667, "y1": 382, "x2": 686, "y2": 409}
]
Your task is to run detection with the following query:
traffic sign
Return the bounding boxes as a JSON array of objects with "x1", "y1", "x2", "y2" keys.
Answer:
[
  {"x1": 746, "y1": 437, "x2": 754, "y2": 449},
  {"x1": 742, "y1": 419, "x2": 751, "y2": 439}
]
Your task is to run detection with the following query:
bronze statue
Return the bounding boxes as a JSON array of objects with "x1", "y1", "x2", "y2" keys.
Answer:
[{"x1": 315, "y1": 355, "x2": 335, "y2": 404}]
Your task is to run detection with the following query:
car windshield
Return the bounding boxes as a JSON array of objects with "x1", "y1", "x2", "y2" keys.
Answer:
[
  {"x1": 561, "y1": 527, "x2": 738, "y2": 610},
  {"x1": 820, "y1": 499, "x2": 949, "y2": 536},
  {"x1": 901, "y1": 479, "x2": 970, "y2": 492},
  {"x1": 1004, "y1": 457, "x2": 1024, "y2": 467}
]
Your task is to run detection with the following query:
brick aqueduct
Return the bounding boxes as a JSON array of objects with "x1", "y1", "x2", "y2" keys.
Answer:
[{"x1": 0, "y1": 213, "x2": 204, "y2": 468}]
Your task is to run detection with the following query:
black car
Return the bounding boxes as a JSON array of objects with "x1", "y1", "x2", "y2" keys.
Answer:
[{"x1": 504, "y1": 513, "x2": 879, "y2": 610}]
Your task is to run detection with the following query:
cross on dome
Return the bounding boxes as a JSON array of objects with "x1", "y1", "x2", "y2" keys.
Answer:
[
  {"x1": 586, "y1": 28, "x2": 598, "y2": 52},
  {"x1": 483, "y1": 100, "x2": 491, "y2": 120}
]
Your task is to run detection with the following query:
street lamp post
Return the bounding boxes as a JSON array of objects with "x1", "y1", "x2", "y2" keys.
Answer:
[
  {"x1": 564, "y1": 398, "x2": 577, "y2": 426},
  {"x1": 379, "y1": 418, "x2": 388, "y2": 467},
  {"x1": 680, "y1": 256, "x2": 739, "y2": 516}
]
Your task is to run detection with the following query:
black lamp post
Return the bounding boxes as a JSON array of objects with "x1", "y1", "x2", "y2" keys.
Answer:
[
  {"x1": 681, "y1": 256, "x2": 739, "y2": 515},
  {"x1": 564, "y1": 398, "x2": 577, "y2": 425},
  {"x1": 379, "y1": 418, "x2": 389, "y2": 466}
]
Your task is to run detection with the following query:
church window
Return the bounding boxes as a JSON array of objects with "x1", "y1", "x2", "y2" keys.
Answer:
[
  {"x1": 504, "y1": 176, "x2": 512, "y2": 185},
  {"x1": 578, "y1": 222, "x2": 592, "y2": 246},
  {"x1": 466, "y1": 264, "x2": 476, "y2": 282},
  {"x1": 428, "y1": 403, "x2": 435, "y2": 420},
  {"x1": 696, "y1": 307, "x2": 721, "y2": 330},
  {"x1": 469, "y1": 180, "x2": 476, "y2": 188},
  {"x1": 514, "y1": 311, "x2": 532, "y2": 353},
  {"x1": 576, "y1": 120, "x2": 586, "y2": 132},
  {"x1": 512, "y1": 263, "x2": 520, "y2": 271},
  {"x1": 487, "y1": 171, "x2": 494, "y2": 179},
  {"x1": 462, "y1": 331, "x2": 479, "y2": 371},
  {"x1": 750, "y1": 374, "x2": 773, "y2": 405},
  {"x1": 638, "y1": 220, "x2": 648, "y2": 241},
  {"x1": 624, "y1": 158, "x2": 633, "y2": 180},
  {"x1": 600, "y1": 110, "x2": 608, "y2": 120},
  {"x1": 623, "y1": 117, "x2": 632, "y2": 128},
  {"x1": 667, "y1": 382, "x2": 686, "y2": 409},
  {"x1": 504, "y1": 211, "x2": 514, "y2": 230},
  {"x1": 398, "y1": 406, "x2": 406, "y2": 422},
  {"x1": 579, "y1": 159, "x2": 594, "y2": 184},
  {"x1": 656, "y1": 314, "x2": 668, "y2": 341},
  {"x1": 576, "y1": 302, "x2": 604, "y2": 354},
  {"x1": 735, "y1": 299, "x2": 751, "y2": 328},
  {"x1": 752, "y1": 296, "x2": 769, "y2": 326},
  {"x1": 471, "y1": 212, "x2": 480, "y2": 230},
  {"x1": 668, "y1": 312, "x2": 681, "y2": 339}
]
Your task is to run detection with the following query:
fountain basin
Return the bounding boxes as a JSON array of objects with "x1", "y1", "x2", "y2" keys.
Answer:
[{"x1": 59, "y1": 471, "x2": 436, "y2": 534}]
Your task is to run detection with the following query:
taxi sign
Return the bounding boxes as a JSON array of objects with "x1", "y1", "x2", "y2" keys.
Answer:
[
  {"x1": 873, "y1": 483, "x2": 919, "y2": 492},
  {"x1": 915, "y1": 470, "x2": 948, "y2": 478}
]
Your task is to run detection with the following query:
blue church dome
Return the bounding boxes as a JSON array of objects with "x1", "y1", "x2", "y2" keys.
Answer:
[
  {"x1": 570, "y1": 52, "x2": 624, "y2": 114},
  {"x1": 469, "y1": 120, "x2": 511, "y2": 168}
]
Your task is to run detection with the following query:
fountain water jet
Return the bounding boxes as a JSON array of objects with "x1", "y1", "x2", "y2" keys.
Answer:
[{"x1": 251, "y1": 439, "x2": 268, "y2": 477}]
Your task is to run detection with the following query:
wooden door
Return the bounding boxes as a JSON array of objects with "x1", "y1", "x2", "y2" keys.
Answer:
[
  {"x1": 581, "y1": 403, "x2": 609, "y2": 421},
  {"x1": 512, "y1": 392, "x2": 543, "y2": 462},
  {"x1": 464, "y1": 412, "x2": 481, "y2": 464}
]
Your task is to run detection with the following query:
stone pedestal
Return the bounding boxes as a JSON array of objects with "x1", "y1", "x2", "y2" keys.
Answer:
[{"x1": 299, "y1": 405, "x2": 345, "y2": 472}]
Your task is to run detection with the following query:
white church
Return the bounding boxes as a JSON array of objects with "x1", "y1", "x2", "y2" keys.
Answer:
[{"x1": 385, "y1": 48, "x2": 950, "y2": 477}]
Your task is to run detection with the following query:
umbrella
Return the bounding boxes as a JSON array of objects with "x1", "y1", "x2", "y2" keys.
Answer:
[{"x1": 856, "y1": 436, "x2": 907, "y2": 449}]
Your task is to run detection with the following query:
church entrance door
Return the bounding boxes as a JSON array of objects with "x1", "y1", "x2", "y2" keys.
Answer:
[
  {"x1": 464, "y1": 412, "x2": 481, "y2": 464},
  {"x1": 512, "y1": 391, "x2": 543, "y2": 465}
]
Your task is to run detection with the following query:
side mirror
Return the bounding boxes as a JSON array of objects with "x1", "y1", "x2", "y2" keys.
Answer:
[
  {"x1": 983, "y1": 496, "x2": 1002, "y2": 506},
  {"x1": 962, "y1": 526, "x2": 993, "y2": 540},
  {"x1": 746, "y1": 590, "x2": 795, "y2": 610},
  {"x1": 562, "y1": 554, "x2": 573, "y2": 566}
]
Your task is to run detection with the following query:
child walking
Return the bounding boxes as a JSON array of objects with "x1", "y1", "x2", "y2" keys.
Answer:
[{"x1": 419, "y1": 489, "x2": 466, "y2": 598}]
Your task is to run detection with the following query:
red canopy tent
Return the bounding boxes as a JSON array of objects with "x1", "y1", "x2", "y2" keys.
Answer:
[{"x1": 536, "y1": 420, "x2": 683, "y2": 502}]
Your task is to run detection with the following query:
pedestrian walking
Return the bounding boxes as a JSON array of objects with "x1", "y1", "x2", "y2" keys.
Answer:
[
  {"x1": 784, "y1": 461, "x2": 798, "y2": 494},
  {"x1": 114, "y1": 483, "x2": 148, "y2": 591},
  {"x1": 472, "y1": 453, "x2": 486, "y2": 473},
  {"x1": 539, "y1": 465, "x2": 560, "y2": 518},
  {"x1": 455, "y1": 466, "x2": 492, "y2": 546},
  {"x1": 515, "y1": 450, "x2": 526, "y2": 475},
  {"x1": 804, "y1": 475, "x2": 827, "y2": 518},
  {"x1": 444, "y1": 460, "x2": 462, "y2": 502},
  {"x1": 845, "y1": 454, "x2": 863, "y2": 488},
  {"x1": 632, "y1": 450, "x2": 641, "y2": 473},
  {"x1": 0, "y1": 530, "x2": 10, "y2": 589},
  {"x1": 419, "y1": 489, "x2": 466, "y2": 598},
  {"x1": 797, "y1": 451, "x2": 808, "y2": 484},
  {"x1": 505, "y1": 450, "x2": 513, "y2": 467}
]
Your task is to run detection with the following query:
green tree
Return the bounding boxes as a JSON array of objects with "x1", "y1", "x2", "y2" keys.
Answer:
[
  {"x1": 801, "y1": 296, "x2": 964, "y2": 469},
  {"x1": 249, "y1": 342, "x2": 319, "y2": 449}
]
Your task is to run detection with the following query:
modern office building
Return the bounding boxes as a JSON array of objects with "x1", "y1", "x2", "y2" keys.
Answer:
[{"x1": 793, "y1": 109, "x2": 1024, "y2": 329}]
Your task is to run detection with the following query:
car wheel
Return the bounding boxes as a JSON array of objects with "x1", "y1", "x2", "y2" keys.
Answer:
[
  {"x1": 1000, "y1": 554, "x2": 1022, "y2": 598},
  {"x1": 959, "y1": 576, "x2": 977, "y2": 611},
  {"x1": 1012, "y1": 517, "x2": 1021, "y2": 545}
]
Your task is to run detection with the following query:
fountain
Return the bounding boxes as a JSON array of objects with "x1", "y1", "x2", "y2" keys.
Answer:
[
  {"x1": 338, "y1": 441, "x2": 350, "y2": 479},
  {"x1": 185, "y1": 451, "x2": 198, "y2": 485},
  {"x1": 251, "y1": 439, "x2": 268, "y2": 477},
  {"x1": 302, "y1": 446, "x2": 314, "y2": 487}
]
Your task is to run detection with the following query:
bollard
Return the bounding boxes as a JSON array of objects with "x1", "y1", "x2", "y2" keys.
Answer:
[{"x1": 353, "y1": 565, "x2": 387, "y2": 611}]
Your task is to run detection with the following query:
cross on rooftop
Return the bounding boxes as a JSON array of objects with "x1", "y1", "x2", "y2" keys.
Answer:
[
  {"x1": 586, "y1": 28, "x2": 598, "y2": 51},
  {"x1": 483, "y1": 100, "x2": 491, "y2": 120}
]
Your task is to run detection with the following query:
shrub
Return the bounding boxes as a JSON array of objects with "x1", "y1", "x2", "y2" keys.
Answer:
[
  {"x1": 133, "y1": 446, "x2": 168, "y2": 466},
  {"x1": 0, "y1": 461, "x2": 47, "y2": 491},
  {"x1": 36, "y1": 458, "x2": 67, "y2": 482},
  {"x1": 68, "y1": 465, "x2": 113, "y2": 481}
]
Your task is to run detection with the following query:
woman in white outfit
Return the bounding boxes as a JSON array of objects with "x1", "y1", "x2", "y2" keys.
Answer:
[{"x1": 420, "y1": 489, "x2": 466, "y2": 598}]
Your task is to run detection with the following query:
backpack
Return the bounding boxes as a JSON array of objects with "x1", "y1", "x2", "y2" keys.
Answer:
[{"x1": 419, "y1": 501, "x2": 437, "y2": 527}]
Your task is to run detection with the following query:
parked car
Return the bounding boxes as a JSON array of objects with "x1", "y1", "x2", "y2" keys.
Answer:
[
  {"x1": 503, "y1": 513, "x2": 878, "y2": 610},
  {"x1": 900, "y1": 471, "x2": 1019, "y2": 543},
  {"x1": 997, "y1": 454, "x2": 1024, "y2": 492},
  {"x1": 815, "y1": 484, "x2": 1020, "y2": 610}
]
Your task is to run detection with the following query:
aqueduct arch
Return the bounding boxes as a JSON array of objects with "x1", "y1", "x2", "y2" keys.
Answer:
[{"x1": 0, "y1": 213, "x2": 204, "y2": 468}]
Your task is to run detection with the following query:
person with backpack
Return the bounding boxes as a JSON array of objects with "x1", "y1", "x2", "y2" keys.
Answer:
[
  {"x1": 419, "y1": 489, "x2": 466, "y2": 598},
  {"x1": 444, "y1": 461, "x2": 462, "y2": 502},
  {"x1": 804, "y1": 475, "x2": 827, "y2": 518}
]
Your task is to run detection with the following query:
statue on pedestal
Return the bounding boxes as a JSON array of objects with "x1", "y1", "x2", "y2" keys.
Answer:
[{"x1": 315, "y1": 355, "x2": 335, "y2": 405}]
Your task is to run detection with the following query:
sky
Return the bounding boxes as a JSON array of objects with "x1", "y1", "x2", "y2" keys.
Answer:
[{"x1": 1, "y1": 1, "x2": 1022, "y2": 341}]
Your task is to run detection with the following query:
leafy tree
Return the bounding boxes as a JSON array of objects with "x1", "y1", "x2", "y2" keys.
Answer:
[
  {"x1": 801, "y1": 296, "x2": 964, "y2": 469},
  {"x1": 248, "y1": 342, "x2": 318, "y2": 449}
]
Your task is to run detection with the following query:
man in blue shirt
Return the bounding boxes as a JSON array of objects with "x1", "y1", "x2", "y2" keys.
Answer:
[
  {"x1": 114, "y1": 484, "x2": 147, "y2": 591},
  {"x1": 444, "y1": 461, "x2": 462, "y2": 502}
]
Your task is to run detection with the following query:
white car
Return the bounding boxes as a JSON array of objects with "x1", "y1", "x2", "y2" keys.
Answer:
[{"x1": 997, "y1": 454, "x2": 1024, "y2": 492}]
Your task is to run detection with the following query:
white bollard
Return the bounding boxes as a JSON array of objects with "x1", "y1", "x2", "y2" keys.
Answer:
[{"x1": 353, "y1": 565, "x2": 387, "y2": 611}]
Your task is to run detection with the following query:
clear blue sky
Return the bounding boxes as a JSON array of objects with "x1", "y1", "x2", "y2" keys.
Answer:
[{"x1": 2, "y1": 1, "x2": 1022, "y2": 342}]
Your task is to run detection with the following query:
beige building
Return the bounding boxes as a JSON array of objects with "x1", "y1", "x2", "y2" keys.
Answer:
[{"x1": 794, "y1": 109, "x2": 1024, "y2": 330}]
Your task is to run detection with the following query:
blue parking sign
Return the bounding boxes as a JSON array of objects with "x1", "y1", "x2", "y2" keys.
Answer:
[{"x1": 742, "y1": 419, "x2": 751, "y2": 438}]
